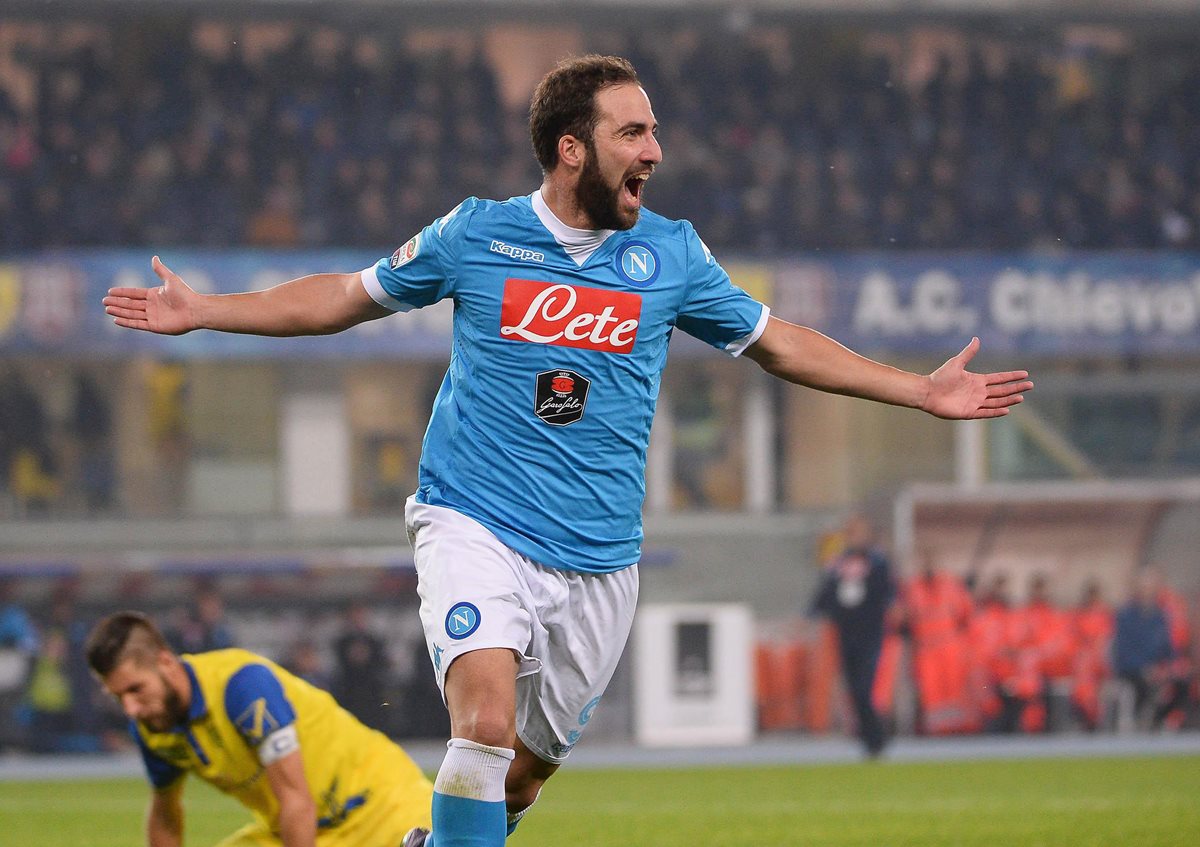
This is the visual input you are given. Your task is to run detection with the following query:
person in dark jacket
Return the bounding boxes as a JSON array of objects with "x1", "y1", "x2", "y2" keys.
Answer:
[
  {"x1": 810, "y1": 516, "x2": 896, "y2": 757},
  {"x1": 1112, "y1": 570, "x2": 1176, "y2": 726}
]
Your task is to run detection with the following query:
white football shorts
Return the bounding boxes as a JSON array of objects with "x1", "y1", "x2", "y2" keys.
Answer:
[{"x1": 405, "y1": 496, "x2": 638, "y2": 764}]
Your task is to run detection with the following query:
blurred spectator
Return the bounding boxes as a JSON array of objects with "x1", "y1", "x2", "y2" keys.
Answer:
[
  {"x1": 809, "y1": 515, "x2": 895, "y2": 757},
  {"x1": 1112, "y1": 570, "x2": 1182, "y2": 729},
  {"x1": 166, "y1": 584, "x2": 236, "y2": 654},
  {"x1": 283, "y1": 637, "x2": 333, "y2": 692},
  {"x1": 1144, "y1": 567, "x2": 1193, "y2": 729},
  {"x1": 0, "y1": 578, "x2": 38, "y2": 750},
  {"x1": 47, "y1": 587, "x2": 103, "y2": 739},
  {"x1": 1, "y1": 370, "x2": 60, "y2": 515},
  {"x1": 1015, "y1": 574, "x2": 1074, "y2": 732},
  {"x1": 671, "y1": 368, "x2": 722, "y2": 509},
  {"x1": 18, "y1": 584, "x2": 114, "y2": 752},
  {"x1": 143, "y1": 360, "x2": 190, "y2": 515},
  {"x1": 24, "y1": 628, "x2": 74, "y2": 753},
  {"x1": 901, "y1": 553, "x2": 975, "y2": 734},
  {"x1": 1068, "y1": 579, "x2": 1113, "y2": 731},
  {"x1": 70, "y1": 372, "x2": 115, "y2": 514},
  {"x1": 967, "y1": 572, "x2": 1025, "y2": 733},
  {"x1": 0, "y1": 579, "x2": 38, "y2": 653},
  {"x1": 332, "y1": 603, "x2": 390, "y2": 732}
]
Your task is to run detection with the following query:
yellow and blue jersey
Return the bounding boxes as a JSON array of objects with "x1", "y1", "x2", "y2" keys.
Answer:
[{"x1": 132, "y1": 648, "x2": 431, "y2": 845}]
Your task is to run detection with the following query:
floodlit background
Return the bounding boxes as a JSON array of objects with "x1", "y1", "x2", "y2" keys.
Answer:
[{"x1": 1, "y1": 0, "x2": 1198, "y2": 792}]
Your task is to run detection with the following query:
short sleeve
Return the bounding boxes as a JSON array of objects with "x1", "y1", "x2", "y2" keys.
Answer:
[
  {"x1": 132, "y1": 724, "x2": 184, "y2": 789},
  {"x1": 674, "y1": 222, "x2": 769, "y2": 356},
  {"x1": 360, "y1": 198, "x2": 477, "y2": 312},
  {"x1": 224, "y1": 664, "x2": 298, "y2": 749}
]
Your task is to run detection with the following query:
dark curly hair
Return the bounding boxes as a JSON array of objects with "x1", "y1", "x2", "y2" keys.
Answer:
[{"x1": 529, "y1": 54, "x2": 641, "y2": 173}]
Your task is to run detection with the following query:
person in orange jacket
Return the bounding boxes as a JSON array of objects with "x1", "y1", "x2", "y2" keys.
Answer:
[
  {"x1": 966, "y1": 573, "x2": 1017, "y2": 730},
  {"x1": 901, "y1": 554, "x2": 975, "y2": 734},
  {"x1": 1069, "y1": 579, "x2": 1113, "y2": 731},
  {"x1": 969, "y1": 573, "x2": 1044, "y2": 732}
]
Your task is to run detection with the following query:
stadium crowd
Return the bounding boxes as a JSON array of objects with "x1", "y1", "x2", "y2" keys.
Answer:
[
  {"x1": 1, "y1": 15, "x2": 1199, "y2": 252},
  {"x1": 896, "y1": 566, "x2": 1195, "y2": 736},
  {"x1": 4, "y1": 561, "x2": 1196, "y2": 755},
  {"x1": 0, "y1": 578, "x2": 446, "y2": 754},
  {"x1": 766, "y1": 560, "x2": 1197, "y2": 738}
]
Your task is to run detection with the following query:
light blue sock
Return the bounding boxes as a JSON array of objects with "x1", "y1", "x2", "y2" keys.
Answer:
[{"x1": 427, "y1": 738, "x2": 514, "y2": 847}]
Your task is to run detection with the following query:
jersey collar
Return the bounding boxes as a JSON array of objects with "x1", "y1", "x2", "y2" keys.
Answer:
[
  {"x1": 531, "y1": 189, "x2": 616, "y2": 267},
  {"x1": 180, "y1": 659, "x2": 208, "y2": 724}
]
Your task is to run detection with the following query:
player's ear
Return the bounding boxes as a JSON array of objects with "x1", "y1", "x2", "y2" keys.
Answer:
[{"x1": 558, "y1": 134, "x2": 585, "y2": 170}]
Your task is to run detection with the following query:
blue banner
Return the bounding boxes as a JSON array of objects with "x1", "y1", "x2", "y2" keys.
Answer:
[
  {"x1": 0, "y1": 249, "x2": 452, "y2": 359},
  {"x1": 3, "y1": 249, "x2": 1199, "y2": 358},
  {"x1": 768, "y1": 253, "x2": 1200, "y2": 357}
]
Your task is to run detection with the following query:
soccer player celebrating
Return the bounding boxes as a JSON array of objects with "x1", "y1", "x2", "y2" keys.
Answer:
[
  {"x1": 103, "y1": 55, "x2": 1032, "y2": 847},
  {"x1": 85, "y1": 612, "x2": 432, "y2": 847}
]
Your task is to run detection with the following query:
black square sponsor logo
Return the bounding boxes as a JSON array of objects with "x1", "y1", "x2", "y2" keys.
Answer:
[{"x1": 535, "y1": 369, "x2": 590, "y2": 426}]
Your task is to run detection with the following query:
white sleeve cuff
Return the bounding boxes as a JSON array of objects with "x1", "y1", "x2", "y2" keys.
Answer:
[
  {"x1": 360, "y1": 265, "x2": 416, "y2": 313},
  {"x1": 257, "y1": 724, "x2": 300, "y2": 766},
  {"x1": 725, "y1": 304, "x2": 771, "y2": 357}
]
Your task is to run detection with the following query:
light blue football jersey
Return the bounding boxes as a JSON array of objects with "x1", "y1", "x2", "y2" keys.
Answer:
[{"x1": 362, "y1": 193, "x2": 768, "y2": 573}]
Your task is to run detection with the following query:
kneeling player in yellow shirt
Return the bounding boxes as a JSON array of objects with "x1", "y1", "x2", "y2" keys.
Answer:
[{"x1": 86, "y1": 611, "x2": 432, "y2": 847}]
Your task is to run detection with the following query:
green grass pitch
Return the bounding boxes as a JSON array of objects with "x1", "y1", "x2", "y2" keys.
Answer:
[{"x1": 7, "y1": 755, "x2": 1199, "y2": 846}]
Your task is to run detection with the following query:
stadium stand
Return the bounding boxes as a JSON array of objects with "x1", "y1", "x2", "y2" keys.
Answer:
[{"x1": 2, "y1": 16, "x2": 1200, "y2": 252}]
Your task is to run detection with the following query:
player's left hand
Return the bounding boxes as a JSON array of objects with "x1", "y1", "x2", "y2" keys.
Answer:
[{"x1": 922, "y1": 337, "x2": 1032, "y2": 420}]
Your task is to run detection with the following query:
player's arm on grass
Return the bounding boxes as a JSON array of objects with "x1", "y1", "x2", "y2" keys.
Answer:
[
  {"x1": 103, "y1": 256, "x2": 391, "y2": 337},
  {"x1": 265, "y1": 749, "x2": 318, "y2": 847},
  {"x1": 146, "y1": 780, "x2": 185, "y2": 847},
  {"x1": 743, "y1": 316, "x2": 1032, "y2": 420}
]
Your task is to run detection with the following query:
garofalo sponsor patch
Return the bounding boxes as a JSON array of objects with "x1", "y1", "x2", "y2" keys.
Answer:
[{"x1": 534, "y1": 369, "x2": 591, "y2": 426}]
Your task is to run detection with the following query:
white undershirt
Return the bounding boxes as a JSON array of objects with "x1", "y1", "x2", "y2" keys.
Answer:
[{"x1": 531, "y1": 189, "x2": 616, "y2": 267}]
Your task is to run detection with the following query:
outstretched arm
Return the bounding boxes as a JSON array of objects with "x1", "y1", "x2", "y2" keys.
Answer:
[
  {"x1": 103, "y1": 256, "x2": 392, "y2": 337},
  {"x1": 744, "y1": 317, "x2": 1031, "y2": 420}
]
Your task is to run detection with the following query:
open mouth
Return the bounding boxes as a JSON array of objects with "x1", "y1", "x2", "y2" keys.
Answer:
[{"x1": 624, "y1": 173, "x2": 648, "y2": 205}]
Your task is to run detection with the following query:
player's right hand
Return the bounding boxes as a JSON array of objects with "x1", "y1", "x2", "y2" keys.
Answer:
[{"x1": 103, "y1": 256, "x2": 201, "y2": 335}]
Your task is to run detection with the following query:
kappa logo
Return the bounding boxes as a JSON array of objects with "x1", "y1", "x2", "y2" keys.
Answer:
[
  {"x1": 490, "y1": 239, "x2": 545, "y2": 264},
  {"x1": 500, "y1": 278, "x2": 641, "y2": 353},
  {"x1": 390, "y1": 234, "x2": 421, "y2": 269},
  {"x1": 445, "y1": 602, "x2": 481, "y2": 640}
]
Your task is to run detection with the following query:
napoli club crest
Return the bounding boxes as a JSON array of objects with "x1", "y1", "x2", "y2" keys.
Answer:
[
  {"x1": 445, "y1": 602, "x2": 481, "y2": 640},
  {"x1": 535, "y1": 369, "x2": 591, "y2": 426}
]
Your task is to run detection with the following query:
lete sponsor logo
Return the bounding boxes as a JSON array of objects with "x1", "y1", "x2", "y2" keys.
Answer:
[{"x1": 500, "y1": 278, "x2": 641, "y2": 353}]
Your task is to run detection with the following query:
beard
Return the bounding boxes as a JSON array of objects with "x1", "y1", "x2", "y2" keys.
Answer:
[
  {"x1": 144, "y1": 673, "x2": 190, "y2": 731},
  {"x1": 575, "y1": 142, "x2": 638, "y2": 231}
]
